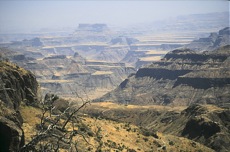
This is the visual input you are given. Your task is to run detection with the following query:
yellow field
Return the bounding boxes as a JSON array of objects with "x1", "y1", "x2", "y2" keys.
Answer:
[
  {"x1": 89, "y1": 102, "x2": 187, "y2": 112},
  {"x1": 146, "y1": 50, "x2": 169, "y2": 55},
  {"x1": 39, "y1": 80, "x2": 74, "y2": 83},
  {"x1": 139, "y1": 56, "x2": 162, "y2": 61},
  {"x1": 92, "y1": 71, "x2": 113, "y2": 75}
]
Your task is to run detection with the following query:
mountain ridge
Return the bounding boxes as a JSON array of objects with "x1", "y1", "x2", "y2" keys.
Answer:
[{"x1": 95, "y1": 27, "x2": 230, "y2": 106}]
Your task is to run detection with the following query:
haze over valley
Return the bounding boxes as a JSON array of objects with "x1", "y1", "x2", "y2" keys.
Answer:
[
  {"x1": 0, "y1": 1, "x2": 229, "y2": 151},
  {"x1": 1, "y1": 11, "x2": 229, "y2": 99}
]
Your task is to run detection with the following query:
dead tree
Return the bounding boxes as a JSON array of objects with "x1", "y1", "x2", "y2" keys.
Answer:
[{"x1": 20, "y1": 93, "x2": 91, "y2": 152}]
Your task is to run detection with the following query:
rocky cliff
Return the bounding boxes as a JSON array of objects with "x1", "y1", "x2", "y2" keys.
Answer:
[
  {"x1": 96, "y1": 45, "x2": 230, "y2": 106},
  {"x1": 0, "y1": 61, "x2": 38, "y2": 151},
  {"x1": 185, "y1": 27, "x2": 229, "y2": 51}
]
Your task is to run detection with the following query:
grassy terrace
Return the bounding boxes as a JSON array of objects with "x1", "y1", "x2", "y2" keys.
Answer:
[
  {"x1": 92, "y1": 71, "x2": 113, "y2": 75},
  {"x1": 139, "y1": 56, "x2": 162, "y2": 61}
]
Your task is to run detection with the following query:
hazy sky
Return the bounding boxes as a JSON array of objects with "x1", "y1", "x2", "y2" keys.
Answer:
[{"x1": 0, "y1": 0, "x2": 229, "y2": 33}]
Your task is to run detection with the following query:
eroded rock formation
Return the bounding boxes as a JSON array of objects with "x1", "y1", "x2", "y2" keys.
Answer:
[
  {"x1": 185, "y1": 27, "x2": 229, "y2": 51},
  {"x1": 97, "y1": 45, "x2": 230, "y2": 106}
]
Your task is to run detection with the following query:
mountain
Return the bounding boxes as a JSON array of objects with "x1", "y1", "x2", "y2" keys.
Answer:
[
  {"x1": 96, "y1": 44, "x2": 230, "y2": 106},
  {"x1": 137, "y1": 12, "x2": 229, "y2": 35},
  {"x1": 185, "y1": 27, "x2": 230, "y2": 51}
]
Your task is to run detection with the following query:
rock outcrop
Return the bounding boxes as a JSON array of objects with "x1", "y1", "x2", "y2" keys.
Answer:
[
  {"x1": 96, "y1": 45, "x2": 230, "y2": 106},
  {"x1": 185, "y1": 27, "x2": 229, "y2": 51},
  {"x1": 12, "y1": 37, "x2": 43, "y2": 47},
  {"x1": 178, "y1": 104, "x2": 230, "y2": 152},
  {"x1": 0, "y1": 61, "x2": 38, "y2": 151}
]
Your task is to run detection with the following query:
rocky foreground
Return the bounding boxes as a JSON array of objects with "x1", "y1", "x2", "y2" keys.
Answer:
[{"x1": 0, "y1": 61, "x2": 38, "y2": 151}]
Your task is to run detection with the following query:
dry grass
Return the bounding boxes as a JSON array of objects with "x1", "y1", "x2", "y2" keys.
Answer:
[
  {"x1": 60, "y1": 88, "x2": 114, "y2": 101},
  {"x1": 92, "y1": 102, "x2": 186, "y2": 112},
  {"x1": 19, "y1": 99, "x2": 220, "y2": 151},
  {"x1": 139, "y1": 56, "x2": 162, "y2": 61},
  {"x1": 19, "y1": 102, "x2": 213, "y2": 151},
  {"x1": 86, "y1": 88, "x2": 114, "y2": 100},
  {"x1": 204, "y1": 104, "x2": 225, "y2": 112},
  {"x1": 0, "y1": 61, "x2": 29, "y2": 75},
  {"x1": 87, "y1": 65, "x2": 121, "y2": 68},
  {"x1": 92, "y1": 71, "x2": 113, "y2": 75},
  {"x1": 39, "y1": 80, "x2": 74, "y2": 83},
  {"x1": 20, "y1": 104, "x2": 43, "y2": 143},
  {"x1": 146, "y1": 50, "x2": 169, "y2": 55},
  {"x1": 82, "y1": 116, "x2": 155, "y2": 151},
  {"x1": 80, "y1": 115, "x2": 214, "y2": 151}
]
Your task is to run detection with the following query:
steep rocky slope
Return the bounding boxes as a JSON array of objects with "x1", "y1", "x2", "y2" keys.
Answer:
[
  {"x1": 0, "y1": 61, "x2": 38, "y2": 151},
  {"x1": 185, "y1": 27, "x2": 229, "y2": 51},
  {"x1": 96, "y1": 45, "x2": 230, "y2": 106},
  {"x1": 84, "y1": 102, "x2": 230, "y2": 152},
  {"x1": 20, "y1": 101, "x2": 214, "y2": 152}
]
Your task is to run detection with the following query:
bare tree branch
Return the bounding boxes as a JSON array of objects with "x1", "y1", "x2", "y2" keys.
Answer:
[
  {"x1": 20, "y1": 92, "x2": 91, "y2": 152},
  {"x1": 61, "y1": 100, "x2": 90, "y2": 130}
]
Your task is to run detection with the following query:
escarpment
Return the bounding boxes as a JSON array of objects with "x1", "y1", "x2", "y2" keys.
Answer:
[
  {"x1": 135, "y1": 68, "x2": 192, "y2": 80},
  {"x1": 185, "y1": 27, "x2": 229, "y2": 51},
  {"x1": 0, "y1": 61, "x2": 38, "y2": 151},
  {"x1": 97, "y1": 45, "x2": 230, "y2": 106},
  {"x1": 84, "y1": 103, "x2": 230, "y2": 152}
]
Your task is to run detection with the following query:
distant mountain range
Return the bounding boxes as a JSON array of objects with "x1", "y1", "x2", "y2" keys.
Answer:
[
  {"x1": 147, "y1": 12, "x2": 228, "y2": 32},
  {"x1": 96, "y1": 27, "x2": 230, "y2": 107}
]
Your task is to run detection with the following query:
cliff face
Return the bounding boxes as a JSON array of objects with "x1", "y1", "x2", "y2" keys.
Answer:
[
  {"x1": 135, "y1": 68, "x2": 192, "y2": 80},
  {"x1": 97, "y1": 45, "x2": 230, "y2": 106},
  {"x1": 0, "y1": 61, "x2": 38, "y2": 151},
  {"x1": 185, "y1": 27, "x2": 229, "y2": 51},
  {"x1": 0, "y1": 61, "x2": 38, "y2": 108}
]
